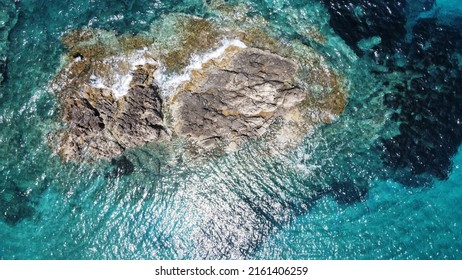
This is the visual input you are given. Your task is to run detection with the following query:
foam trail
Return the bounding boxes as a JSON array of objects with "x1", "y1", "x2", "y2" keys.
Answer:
[
  {"x1": 155, "y1": 39, "x2": 247, "y2": 96},
  {"x1": 89, "y1": 49, "x2": 157, "y2": 98}
]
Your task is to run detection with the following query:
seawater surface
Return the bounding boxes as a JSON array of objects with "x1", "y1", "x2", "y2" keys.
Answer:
[{"x1": 0, "y1": 0, "x2": 461, "y2": 259}]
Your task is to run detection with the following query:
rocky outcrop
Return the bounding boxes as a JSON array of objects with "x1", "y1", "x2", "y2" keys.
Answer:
[
  {"x1": 172, "y1": 47, "x2": 309, "y2": 149},
  {"x1": 50, "y1": 14, "x2": 348, "y2": 161},
  {"x1": 57, "y1": 64, "x2": 168, "y2": 161}
]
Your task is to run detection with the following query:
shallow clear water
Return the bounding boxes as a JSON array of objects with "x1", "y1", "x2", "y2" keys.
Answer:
[
  {"x1": 0, "y1": 0, "x2": 461, "y2": 259},
  {"x1": 256, "y1": 148, "x2": 462, "y2": 259}
]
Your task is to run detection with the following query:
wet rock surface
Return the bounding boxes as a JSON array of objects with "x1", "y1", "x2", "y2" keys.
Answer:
[
  {"x1": 57, "y1": 65, "x2": 167, "y2": 161},
  {"x1": 173, "y1": 47, "x2": 308, "y2": 149}
]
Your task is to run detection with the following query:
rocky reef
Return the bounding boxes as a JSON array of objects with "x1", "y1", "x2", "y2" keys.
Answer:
[
  {"x1": 319, "y1": 0, "x2": 462, "y2": 184},
  {"x1": 50, "y1": 29, "x2": 167, "y2": 161},
  {"x1": 50, "y1": 12, "x2": 348, "y2": 161},
  {"x1": 0, "y1": 0, "x2": 18, "y2": 86}
]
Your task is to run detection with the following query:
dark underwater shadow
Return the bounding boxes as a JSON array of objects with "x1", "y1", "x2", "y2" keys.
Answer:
[{"x1": 318, "y1": 0, "x2": 462, "y2": 186}]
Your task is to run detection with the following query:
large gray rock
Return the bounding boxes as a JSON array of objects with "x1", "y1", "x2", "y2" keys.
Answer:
[{"x1": 172, "y1": 47, "x2": 309, "y2": 149}]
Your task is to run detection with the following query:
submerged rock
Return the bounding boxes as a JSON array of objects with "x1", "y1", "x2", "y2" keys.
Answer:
[
  {"x1": 50, "y1": 13, "x2": 348, "y2": 161},
  {"x1": 0, "y1": 58, "x2": 7, "y2": 85},
  {"x1": 330, "y1": 180, "x2": 368, "y2": 204},
  {"x1": 0, "y1": 181, "x2": 35, "y2": 226},
  {"x1": 0, "y1": 0, "x2": 18, "y2": 85},
  {"x1": 107, "y1": 155, "x2": 135, "y2": 178}
]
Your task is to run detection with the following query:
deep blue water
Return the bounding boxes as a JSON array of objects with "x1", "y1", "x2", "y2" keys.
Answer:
[{"x1": 0, "y1": 0, "x2": 461, "y2": 259}]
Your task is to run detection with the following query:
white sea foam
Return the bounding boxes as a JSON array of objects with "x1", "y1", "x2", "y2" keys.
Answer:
[
  {"x1": 110, "y1": 73, "x2": 133, "y2": 98},
  {"x1": 87, "y1": 39, "x2": 246, "y2": 98},
  {"x1": 129, "y1": 48, "x2": 157, "y2": 70},
  {"x1": 89, "y1": 74, "x2": 106, "y2": 89},
  {"x1": 155, "y1": 39, "x2": 247, "y2": 96},
  {"x1": 187, "y1": 39, "x2": 247, "y2": 70},
  {"x1": 88, "y1": 48, "x2": 157, "y2": 98}
]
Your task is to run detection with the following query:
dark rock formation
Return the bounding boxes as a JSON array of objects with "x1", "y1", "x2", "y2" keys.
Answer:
[
  {"x1": 0, "y1": 0, "x2": 19, "y2": 85},
  {"x1": 318, "y1": 0, "x2": 407, "y2": 56},
  {"x1": 0, "y1": 58, "x2": 7, "y2": 85},
  {"x1": 330, "y1": 180, "x2": 368, "y2": 205},
  {"x1": 380, "y1": 18, "x2": 462, "y2": 181},
  {"x1": 57, "y1": 64, "x2": 168, "y2": 161},
  {"x1": 106, "y1": 155, "x2": 135, "y2": 178},
  {"x1": 0, "y1": 181, "x2": 35, "y2": 226},
  {"x1": 320, "y1": 0, "x2": 462, "y2": 183}
]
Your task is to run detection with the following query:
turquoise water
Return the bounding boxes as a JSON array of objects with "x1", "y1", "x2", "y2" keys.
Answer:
[
  {"x1": 0, "y1": 0, "x2": 461, "y2": 259},
  {"x1": 256, "y1": 149, "x2": 462, "y2": 259}
]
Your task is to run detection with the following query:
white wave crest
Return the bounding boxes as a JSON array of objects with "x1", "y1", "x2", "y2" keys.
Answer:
[
  {"x1": 89, "y1": 48, "x2": 157, "y2": 99},
  {"x1": 155, "y1": 39, "x2": 247, "y2": 96}
]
